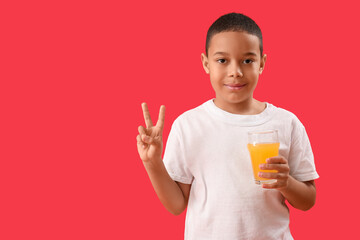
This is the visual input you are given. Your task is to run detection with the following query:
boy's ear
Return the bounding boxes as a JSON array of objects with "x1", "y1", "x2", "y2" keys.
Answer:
[
  {"x1": 259, "y1": 54, "x2": 267, "y2": 75},
  {"x1": 201, "y1": 53, "x2": 210, "y2": 74}
]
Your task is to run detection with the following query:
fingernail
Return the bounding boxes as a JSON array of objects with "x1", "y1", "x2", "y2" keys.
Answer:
[{"x1": 259, "y1": 164, "x2": 265, "y2": 169}]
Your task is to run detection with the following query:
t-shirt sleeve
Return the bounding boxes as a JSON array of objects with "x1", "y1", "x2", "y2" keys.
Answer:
[
  {"x1": 288, "y1": 118, "x2": 319, "y2": 182},
  {"x1": 163, "y1": 119, "x2": 194, "y2": 184}
]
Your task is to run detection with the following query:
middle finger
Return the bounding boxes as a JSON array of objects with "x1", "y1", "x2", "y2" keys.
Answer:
[{"x1": 260, "y1": 163, "x2": 289, "y2": 173}]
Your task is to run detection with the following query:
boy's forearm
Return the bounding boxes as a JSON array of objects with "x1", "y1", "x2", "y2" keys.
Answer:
[
  {"x1": 143, "y1": 159, "x2": 187, "y2": 215},
  {"x1": 279, "y1": 177, "x2": 316, "y2": 211}
]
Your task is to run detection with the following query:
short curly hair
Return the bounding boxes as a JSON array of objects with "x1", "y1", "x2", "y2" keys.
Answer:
[{"x1": 205, "y1": 13, "x2": 263, "y2": 56}]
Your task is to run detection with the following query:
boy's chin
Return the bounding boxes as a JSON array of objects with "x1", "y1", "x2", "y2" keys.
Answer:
[
  {"x1": 214, "y1": 96, "x2": 253, "y2": 107},
  {"x1": 217, "y1": 95, "x2": 252, "y2": 104}
]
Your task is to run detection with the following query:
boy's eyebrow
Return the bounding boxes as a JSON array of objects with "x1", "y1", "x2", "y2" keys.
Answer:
[
  {"x1": 243, "y1": 52, "x2": 258, "y2": 57},
  {"x1": 213, "y1": 51, "x2": 258, "y2": 57},
  {"x1": 213, "y1": 51, "x2": 229, "y2": 56}
]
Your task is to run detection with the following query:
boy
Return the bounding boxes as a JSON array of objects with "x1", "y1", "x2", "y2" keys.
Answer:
[{"x1": 136, "y1": 13, "x2": 319, "y2": 240}]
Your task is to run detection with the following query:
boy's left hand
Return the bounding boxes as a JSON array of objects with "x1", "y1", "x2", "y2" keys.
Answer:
[{"x1": 259, "y1": 156, "x2": 290, "y2": 190}]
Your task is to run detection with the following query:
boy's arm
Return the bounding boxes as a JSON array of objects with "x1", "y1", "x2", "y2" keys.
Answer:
[
  {"x1": 136, "y1": 103, "x2": 190, "y2": 215},
  {"x1": 142, "y1": 160, "x2": 191, "y2": 215},
  {"x1": 278, "y1": 178, "x2": 316, "y2": 211},
  {"x1": 259, "y1": 156, "x2": 316, "y2": 211}
]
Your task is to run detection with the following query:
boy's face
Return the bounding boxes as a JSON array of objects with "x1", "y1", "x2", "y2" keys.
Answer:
[{"x1": 201, "y1": 31, "x2": 266, "y2": 113}]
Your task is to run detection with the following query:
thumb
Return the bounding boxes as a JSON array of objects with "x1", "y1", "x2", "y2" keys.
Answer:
[
  {"x1": 146, "y1": 135, "x2": 162, "y2": 147},
  {"x1": 141, "y1": 134, "x2": 154, "y2": 144}
]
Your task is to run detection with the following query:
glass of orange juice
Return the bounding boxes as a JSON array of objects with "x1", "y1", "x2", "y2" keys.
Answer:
[{"x1": 247, "y1": 130, "x2": 280, "y2": 185}]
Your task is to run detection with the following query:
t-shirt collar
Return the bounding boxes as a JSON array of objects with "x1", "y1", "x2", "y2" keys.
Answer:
[{"x1": 204, "y1": 99, "x2": 275, "y2": 126}]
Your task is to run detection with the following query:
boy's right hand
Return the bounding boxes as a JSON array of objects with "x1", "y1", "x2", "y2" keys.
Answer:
[{"x1": 136, "y1": 103, "x2": 165, "y2": 165}]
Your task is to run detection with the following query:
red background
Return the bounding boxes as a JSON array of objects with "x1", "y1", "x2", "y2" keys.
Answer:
[{"x1": 1, "y1": 0, "x2": 359, "y2": 239}]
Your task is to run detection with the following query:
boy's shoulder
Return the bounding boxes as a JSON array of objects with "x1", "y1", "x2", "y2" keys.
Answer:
[
  {"x1": 272, "y1": 104, "x2": 298, "y2": 119},
  {"x1": 180, "y1": 101, "x2": 209, "y2": 116},
  {"x1": 271, "y1": 104, "x2": 306, "y2": 129},
  {"x1": 173, "y1": 100, "x2": 210, "y2": 124}
]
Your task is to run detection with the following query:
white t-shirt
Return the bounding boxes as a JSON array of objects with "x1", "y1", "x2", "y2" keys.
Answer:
[{"x1": 163, "y1": 99, "x2": 319, "y2": 240}]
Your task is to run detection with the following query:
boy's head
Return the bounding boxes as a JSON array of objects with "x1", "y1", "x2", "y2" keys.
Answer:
[
  {"x1": 205, "y1": 13, "x2": 263, "y2": 57},
  {"x1": 201, "y1": 13, "x2": 267, "y2": 114}
]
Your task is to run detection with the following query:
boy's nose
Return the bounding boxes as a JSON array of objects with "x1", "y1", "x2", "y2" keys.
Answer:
[{"x1": 228, "y1": 64, "x2": 243, "y2": 78}]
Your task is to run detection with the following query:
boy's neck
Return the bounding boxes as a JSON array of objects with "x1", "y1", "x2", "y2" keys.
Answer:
[{"x1": 213, "y1": 98, "x2": 266, "y2": 115}]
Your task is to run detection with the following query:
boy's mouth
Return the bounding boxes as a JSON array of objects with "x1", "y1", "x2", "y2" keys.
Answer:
[{"x1": 224, "y1": 83, "x2": 246, "y2": 90}]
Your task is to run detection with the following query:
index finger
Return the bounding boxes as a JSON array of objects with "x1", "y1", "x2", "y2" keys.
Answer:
[
  {"x1": 156, "y1": 105, "x2": 165, "y2": 130},
  {"x1": 266, "y1": 156, "x2": 287, "y2": 164},
  {"x1": 141, "y1": 103, "x2": 153, "y2": 128}
]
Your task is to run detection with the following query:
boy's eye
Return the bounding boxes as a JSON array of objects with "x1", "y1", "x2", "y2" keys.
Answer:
[
  {"x1": 243, "y1": 59, "x2": 253, "y2": 64},
  {"x1": 217, "y1": 59, "x2": 226, "y2": 64}
]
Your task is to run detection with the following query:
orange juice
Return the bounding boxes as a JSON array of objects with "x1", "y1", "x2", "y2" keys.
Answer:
[{"x1": 247, "y1": 142, "x2": 280, "y2": 184}]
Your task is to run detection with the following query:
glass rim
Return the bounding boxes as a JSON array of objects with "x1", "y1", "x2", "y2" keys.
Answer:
[{"x1": 247, "y1": 129, "x2": 278, "y2": 135}]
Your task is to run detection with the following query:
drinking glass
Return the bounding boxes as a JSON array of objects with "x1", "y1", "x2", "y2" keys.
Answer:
[{"x1": 247, "y1": 130, "x2": 279, "y2": 184}]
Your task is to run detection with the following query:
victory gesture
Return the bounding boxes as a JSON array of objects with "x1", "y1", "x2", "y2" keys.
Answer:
[{"x1": 137, "y1": 103, "x2": 166, "y2": 164}]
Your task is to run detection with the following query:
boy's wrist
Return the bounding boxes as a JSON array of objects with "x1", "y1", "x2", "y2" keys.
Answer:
[
  {"x1": 277, "y1": 175, "x2": 294, "y2": 195},
  {"x1": 142, "y1": 157, "x2": 165, "y2": 172}
]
